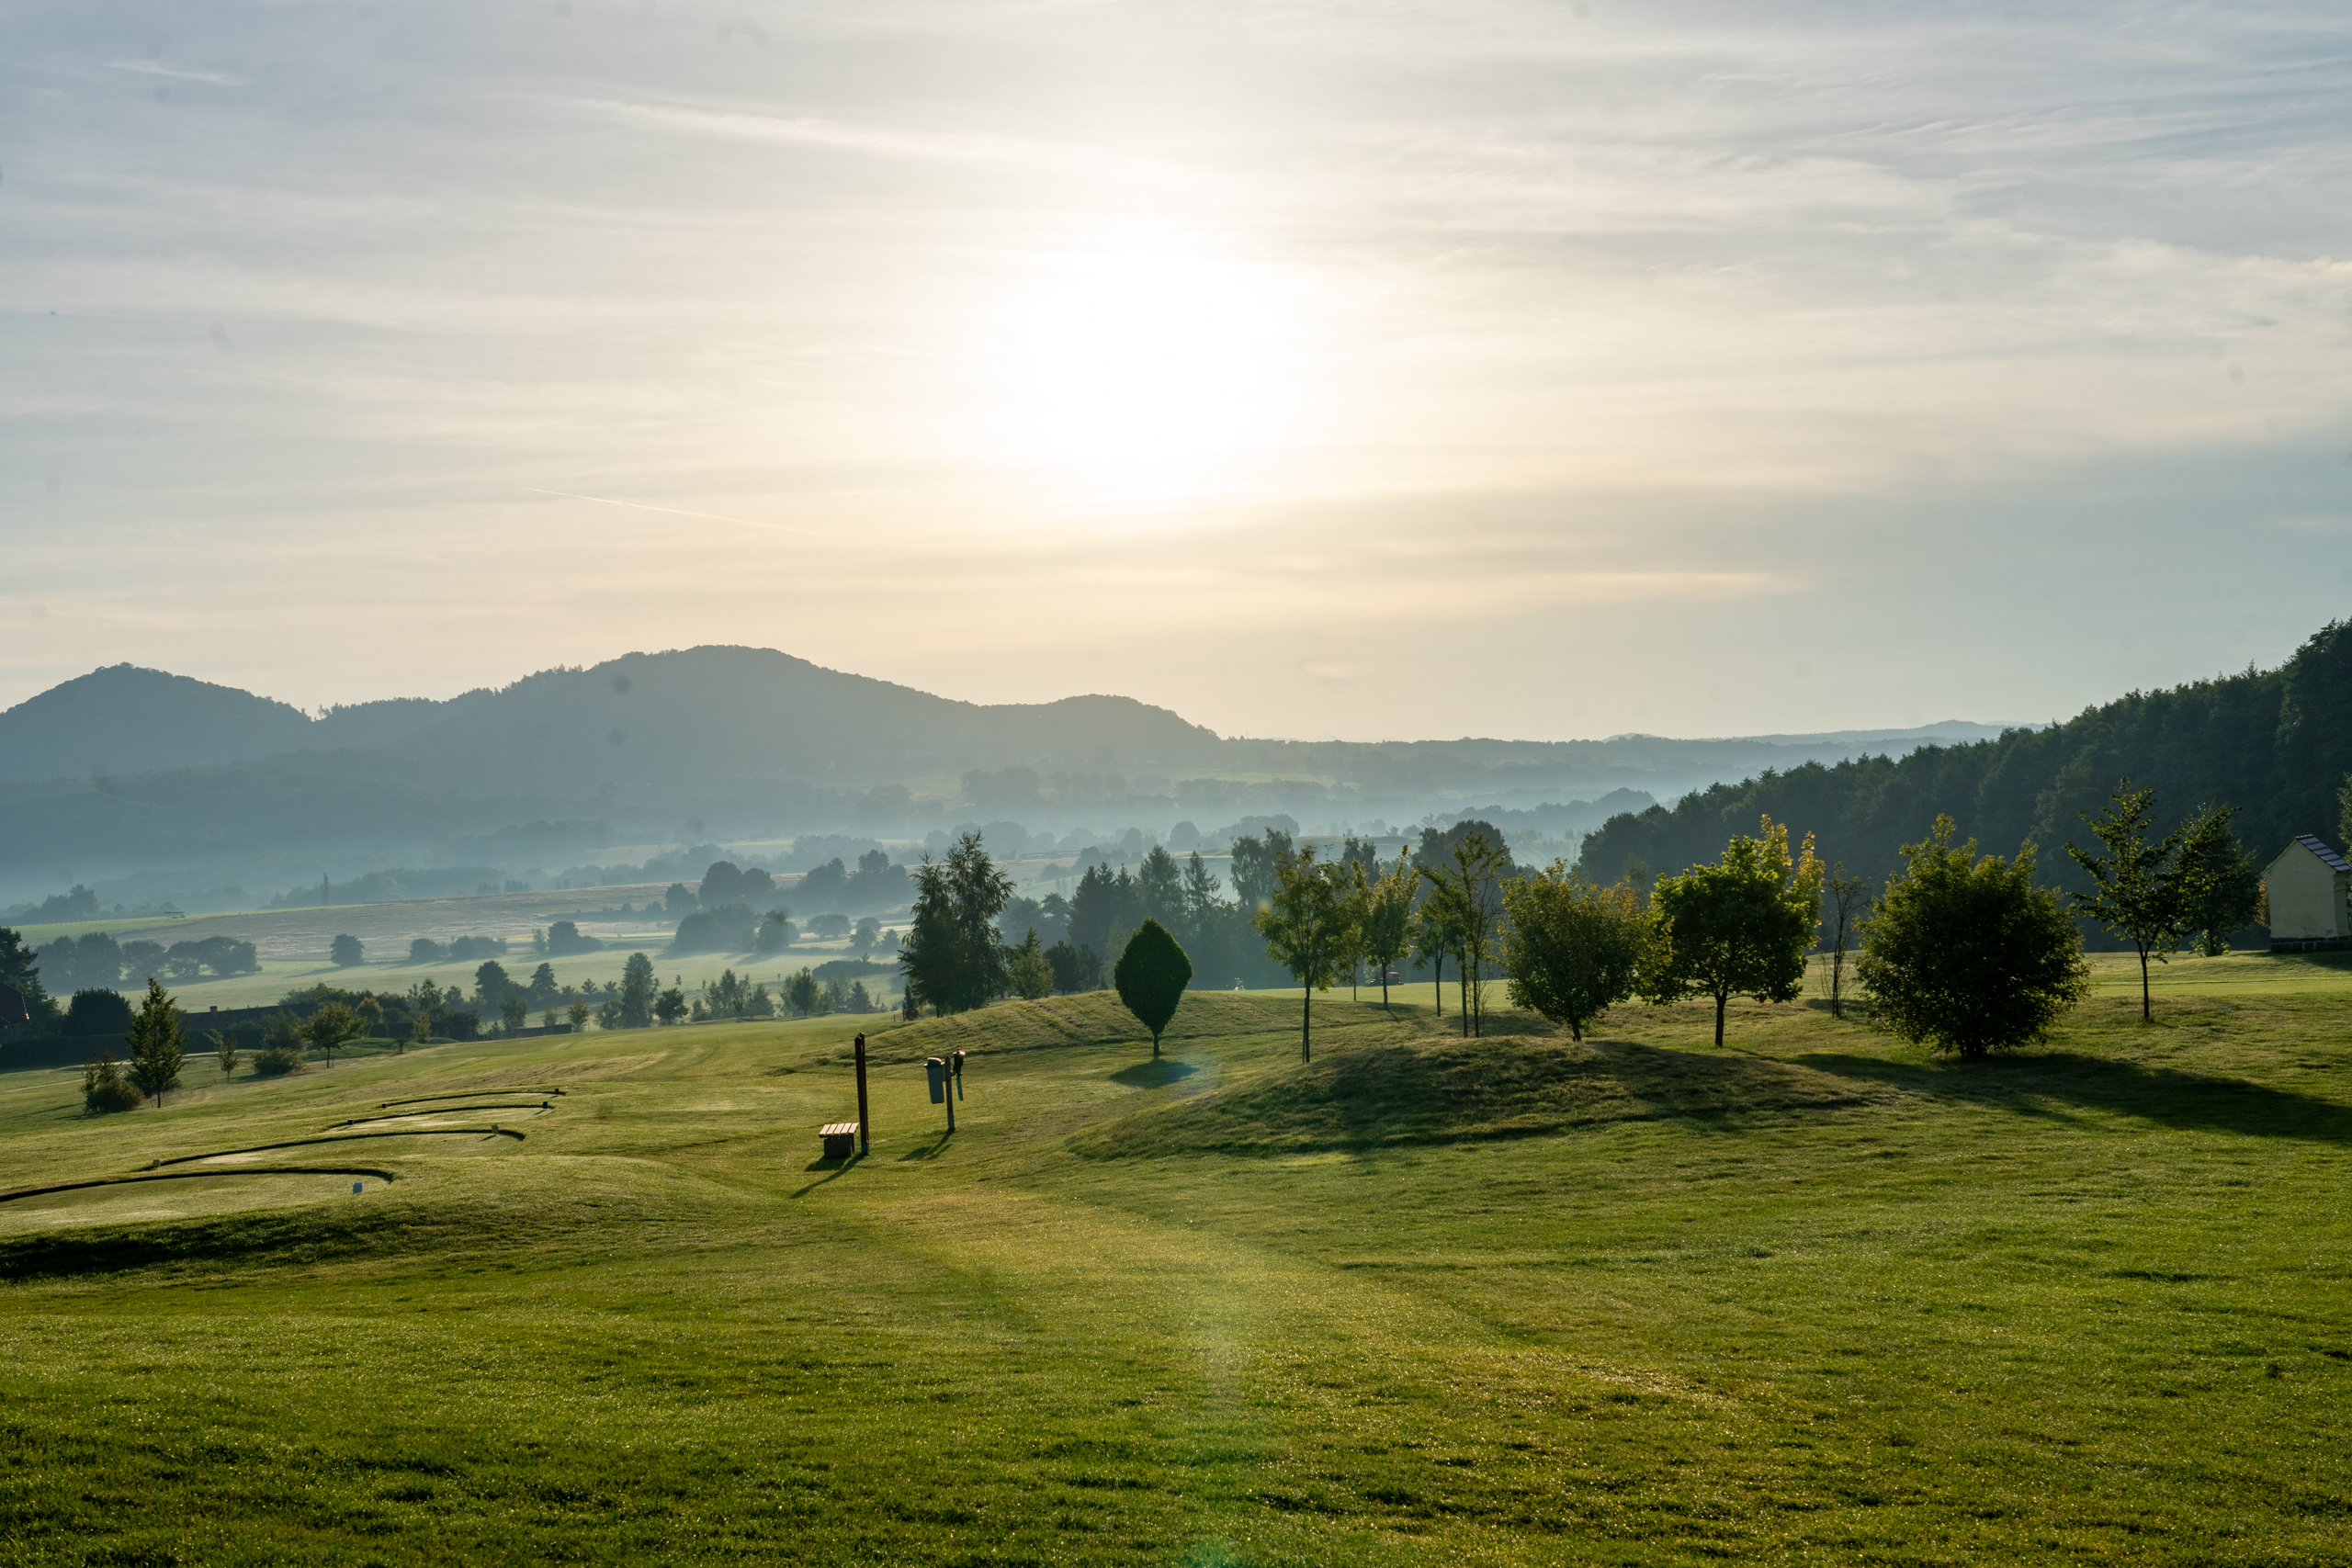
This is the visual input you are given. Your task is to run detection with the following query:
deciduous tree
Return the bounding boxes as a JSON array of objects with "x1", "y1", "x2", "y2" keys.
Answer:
[
  {"x1": 1821, "y1": 863, "x2": 1872, "y2": 1021},
  {"x1": 1253, "y1": 844, "x2": 1353, "y2": 1062},
  {"x1": 1357, "y1": 850, "x2": 1418, "y2": 1013},
  {"x1": 1418, "y1": 829, "x2": 1511, "y2": 1037},
  {"x1": 330, "y1": 933, "x2": 363, "y2": 967},
  {"x1": 1858, "y1": 817, "x2": 2089, "y2": 1056},
  {"x1": 304, "y1": 1000, "x2": 364, "y2": 1066},
  {"x1": 1645, "y1": 817, "x2": 1823, "y2": 1047},
  {"x1": 2064, "y1": 782, "x2": 2201, "y2": 1020},
  {"x1": 2175, "y1": 804, "x2": 2263, "y2": 957},
  {"x1": 1501, "y1": 871, "x2": 1658, "y2": 1041}
]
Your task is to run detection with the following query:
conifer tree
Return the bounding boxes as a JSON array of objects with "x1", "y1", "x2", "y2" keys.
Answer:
[
  {"x1": 125, "y1": 977, "x2": 185, "y2": 1107},
  {"x1": 1114, "y1": 919, "x2": 1193, "y2": 1055}
]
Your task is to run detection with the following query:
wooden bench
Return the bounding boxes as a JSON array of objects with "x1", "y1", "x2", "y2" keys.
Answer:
[{"x1": 819, "y1": 1122, "x2": 859, "y2": 1160}]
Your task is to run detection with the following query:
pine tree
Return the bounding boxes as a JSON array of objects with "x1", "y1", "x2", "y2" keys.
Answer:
[
  {"x1": 1008, "y1": 929, "x2": 1054, "y2": 1001},
  {"x1": 124, "y1": 977, "x2": 185, "y2": 1107},
  {"x1": 618, "y1": 952, "x2": 658, "y2": 1028}
]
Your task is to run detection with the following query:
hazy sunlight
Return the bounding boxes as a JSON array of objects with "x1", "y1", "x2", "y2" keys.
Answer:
[{"x1": 995, "y1": 242, "x2": 1302, "y2": 491}]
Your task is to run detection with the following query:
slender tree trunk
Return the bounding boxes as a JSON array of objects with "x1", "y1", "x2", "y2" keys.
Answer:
[
  {"x1": 2139, "y1": 943, "x2": 2152, "y2": 1021},
  {"x1": 1381, "y1": 969, "x2": 1391, "y2": 1014},
  {"x1": 1301, "y1": 987, "x2": 1311, "y2": 1063},
  {"x1": 1459, "y1": 961, "x2": 1469, "y2": 1037},
  {"x1": 1714, "y1": 989, "x2": 1727, "y2": 1047},
  {"x1": 1433, "y1": 955, "x2": 1444, "y2": 1016}
]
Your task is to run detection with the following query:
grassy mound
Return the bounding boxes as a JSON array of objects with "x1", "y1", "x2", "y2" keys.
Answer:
[{"x1": 1072, "y1": 1031, "x2": 1891, "y2": 1156}]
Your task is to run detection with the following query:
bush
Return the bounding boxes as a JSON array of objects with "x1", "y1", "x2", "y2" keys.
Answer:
[
  {"x1": 253, "y1": 1044, "x2": 304, "y2": 1077},
  {"x1": 82, "y1": 1050, "x2": 143, "y2": 1113},
  {"x1": 63, "y1": 988, "x2": 135, "y2": 1038},
  {"x1": 1857, "y1": 816, "x2": 2090, "y2": 1057}
]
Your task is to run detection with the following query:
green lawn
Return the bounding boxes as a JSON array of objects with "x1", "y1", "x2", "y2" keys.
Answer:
[{"x1": 1, "y1": 960, "x2": 2347, "y2": 1564}]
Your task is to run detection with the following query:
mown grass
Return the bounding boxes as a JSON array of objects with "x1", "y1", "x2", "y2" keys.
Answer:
[{"x1": 1, "y1": 971, "x2": 2348, "y2": 1565}]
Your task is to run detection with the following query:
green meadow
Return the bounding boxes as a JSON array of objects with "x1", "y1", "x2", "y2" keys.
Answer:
[{"x1": 2, "y1": 953, "x2": 2349, "y2": 1564}]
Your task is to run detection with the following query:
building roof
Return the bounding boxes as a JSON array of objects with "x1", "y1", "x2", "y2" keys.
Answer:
[{"x1": 2292, "y1": 833, "x2": 2352, "y2": 875}]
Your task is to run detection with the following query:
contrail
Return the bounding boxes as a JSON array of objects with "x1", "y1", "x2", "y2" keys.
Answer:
[{"x1": 522, "y1": 487, "x2": 816, "y2": 537}]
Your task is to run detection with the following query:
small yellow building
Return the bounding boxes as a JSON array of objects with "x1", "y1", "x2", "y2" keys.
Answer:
[{"x1": 2264, "y1": 834, "x2": 2351, "y2": 951}]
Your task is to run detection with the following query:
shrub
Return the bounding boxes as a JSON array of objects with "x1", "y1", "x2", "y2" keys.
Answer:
[
  {"x1": 82, "y1": 1050, "x2": 143, "y2": 1113},
  {"x1": 253, "y1": 1043, "x2": 304, "y2": 1077},
  {"x1": 63, "y1": 988, "x2": 135, "y2": 1038},
  {"x1": 1858, "y1": 816, "x2": 2090, "y2": 1057}
]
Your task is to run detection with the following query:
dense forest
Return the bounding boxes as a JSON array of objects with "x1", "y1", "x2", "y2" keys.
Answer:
[{"x1": 1577, "y1": 621, "x2": 2352, "y2": 921}]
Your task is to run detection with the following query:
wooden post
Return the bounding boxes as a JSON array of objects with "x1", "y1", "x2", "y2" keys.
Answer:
[{"x1": 854, "y1": 1032, "x2": 870, "y2": 1156}]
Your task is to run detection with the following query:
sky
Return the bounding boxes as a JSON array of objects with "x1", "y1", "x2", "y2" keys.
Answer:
[{"x1": 4, "y1": 0, "x2": 2349, "y2": 741}]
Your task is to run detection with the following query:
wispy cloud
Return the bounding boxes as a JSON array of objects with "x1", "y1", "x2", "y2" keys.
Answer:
[
  {"x1": 105, "y1": 59, "x2": 243, "y2": 86},
  {"x1": 572, "y1": 97, "x2": 1209, "y2": 191}
]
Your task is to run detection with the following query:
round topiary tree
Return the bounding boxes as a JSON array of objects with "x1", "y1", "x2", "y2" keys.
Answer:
[{"x1": 1114, "y1": 919, "x2": 1193, "y2": 1057}]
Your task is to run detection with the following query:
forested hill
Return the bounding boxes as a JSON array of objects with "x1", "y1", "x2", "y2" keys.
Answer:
[{"x1": 1576, "y1": 620, "x2": 2352, "y2": 896}]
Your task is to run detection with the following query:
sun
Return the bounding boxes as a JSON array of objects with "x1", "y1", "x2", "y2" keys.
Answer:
[{"x1": 994, "y1": 241, "x2": 1301, "y2": 491}]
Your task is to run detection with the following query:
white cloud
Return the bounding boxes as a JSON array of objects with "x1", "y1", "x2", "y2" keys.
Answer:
[
  {"x1": 104, "y1": 59, "x2": 244, "y2": 86},
  {"x1": 2, "y1": 0, "x2": 2349, "y2": 737}
]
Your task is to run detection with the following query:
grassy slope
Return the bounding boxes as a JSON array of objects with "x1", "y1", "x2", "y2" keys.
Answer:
[{"x1": 1, "y1": 968, "x2": 2348, "y2": 1565}]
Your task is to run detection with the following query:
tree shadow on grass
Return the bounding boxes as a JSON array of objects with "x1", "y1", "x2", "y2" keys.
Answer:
[
  {"x1": 1111, "y1": 1059, "x2": 1198, "y2": 1089},
  {"x1": 1074, "y1": 1036, "x2": 1880, "y2": 1157},
  {"x1": 1796, "y1": 1051, "x2": 2352, "y2": 1145}
]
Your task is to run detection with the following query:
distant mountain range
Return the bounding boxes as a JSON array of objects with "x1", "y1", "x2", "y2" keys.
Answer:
[{"x1": 0, "y1": 648, "x2": 2023, "y2": 906}]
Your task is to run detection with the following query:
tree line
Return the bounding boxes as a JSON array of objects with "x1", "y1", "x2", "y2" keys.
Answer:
[
  {"x1": 1577, "y1": 619, "x2": 2352, "y2": 932},
  {"x1": 891, "y1": 780, "x2": 2265, "y2": 1067}
]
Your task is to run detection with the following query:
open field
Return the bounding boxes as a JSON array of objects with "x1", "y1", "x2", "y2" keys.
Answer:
[{"x1": 2, "y1": 963, "x2": 2349, "y2": 1564}]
